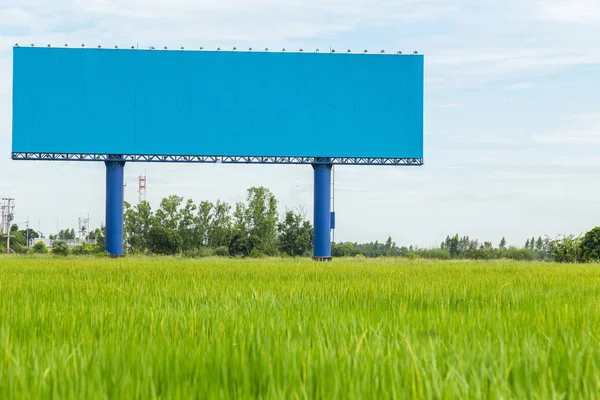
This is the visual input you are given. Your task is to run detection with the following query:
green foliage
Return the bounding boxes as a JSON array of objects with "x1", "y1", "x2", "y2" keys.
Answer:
[
  {"x1": 72, "y1": 244, "x2": 105, "y2": 256},
  {"x1": 581, "y1": 227, "x2": 600, "y2": 262},
  {"x1": 406, "y1": 252, "x2": 420, "y2": 260},
  {"x1": 505, "y1": 246, "x2": 537, "y2": 261},
  {"x1": 244, "y1": 187, "x2": 279, "y2": 256},
  {"x1": 332, "y1": 242, "x2": 355, "y2": 257},
  {"x1": 124, "y1": 201, "x2": 155, "y2": 253},
  {"x1": 52, "y1": 241, "x2": 70, "y2": 256},
  {"x1": 277, "y1": 210, "x2": 313, "y2": 257},
  {"x1": 19, "y1": 228, "x2": 39, "y2": 241},
  {"x1": 499, "y1": 237, "x2": 507, "y2": 250},
  {"x1": 155, "y1": 195, "x2": 184, "y2": 231},
  {"x1": 213, "y1": 246, "x2": 230, "y2": 257},
  {"x1": 32, "y1": 241, "x2": 49, "y2": 254},
  {"x1": 416, "y1": 248, "x2": 452, "y2": 260},
  {"x1": 58, "y1": 228, "x2": 76, "y2": 240},
  {"x1": 148, "y1": 227, "x2": 182, "y2": 255},
  {"x1": 9, "y1": 231, "x2": 28, "y2": 254},
  {"x1": 182, "y1": 247, "x2": 213, "y2": 258},
  {"x1": 549, "y1": 235, "x2": 582, "y2": 263},
  {"x1": 249, "y1": 248, "x2": 265, "y2": 258},
  {"x1": 89, "y1": 227, "x2": 106, "y2": 250}
]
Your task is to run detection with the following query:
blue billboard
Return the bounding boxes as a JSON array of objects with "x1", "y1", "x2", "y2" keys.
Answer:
[{"x1": 12, "y1": 47, "x2": 423, "y2": 163}]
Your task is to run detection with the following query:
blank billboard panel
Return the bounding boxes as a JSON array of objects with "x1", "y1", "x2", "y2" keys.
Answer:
[{"x1": 12, "y1": 47, "x2": 423, "y2": 161}]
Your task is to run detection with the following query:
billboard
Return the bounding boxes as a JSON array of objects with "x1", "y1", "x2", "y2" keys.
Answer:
[{"x1": 12, "y1": 47, "x2": 423, "y2": 163}]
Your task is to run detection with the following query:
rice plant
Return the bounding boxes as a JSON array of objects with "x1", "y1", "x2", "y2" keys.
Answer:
[{"x1": 1, "y1": 256, "x2": 600, "y2": 399}]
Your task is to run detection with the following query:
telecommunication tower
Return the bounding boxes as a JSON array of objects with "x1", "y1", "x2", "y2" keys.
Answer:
[
  {"x1": 138, "y1": 172, "x2": 147, "y2": 204},
  {"x1": 78, "y1": 215, "x2": 90, "y2": 241}
]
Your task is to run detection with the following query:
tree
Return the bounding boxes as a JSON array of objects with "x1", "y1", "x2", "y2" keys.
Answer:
[
  {"x1": 196, "y1": 201, "x2": 214, "y2": 247},
  {"x1": 89, "y1": 227, "x2": 106, "y2": 250},
  {"x1": 178, "y1": 199, "x2": 199, "y2": 251},
  {"x1": 208, "y1": 201, "x2": 231, "y2": 248},
  {"x1": 385, "y1": 237, "x2": 393, "y2": 256},
  {"x1": 124, "y1": 201, "x2": 155, "y2": 253},
  {"x1": 155, "y1": 195, "x2": 183, "y2": 230},
  {"x1": 277, "y1": 210, "x2": 313, "y2": 257},
  {"x1": 581, "y1": 227, "x2": 600, "y2": 262},
  {"x1": 530, "y1": 236, "x2": 535, "y2": 250},
  {"x1": 32, "y1": 241, "x2": 49, "y2": 254},
  {"x1": 535, "y1": 237, "x2": 544, "y2": 252},
  {"x1": 20, "y1": 228, "x2": 40, "y2": 242},
  {"x1": 525, "y1": 239, "x2": 530, "y2": 249},
  {"x1": 549, "y1": 235, "x2": 581, "y2": 263},
  {"x1": 499, "y1": 237, "x2": 507, "y2": 250},
  {"x1": 448, "y1": 235, "x2": 459, "y2": 258},
  {"x1": 58, "y1": 229, "x2": 76, "y2": 240},
  {"x1": 332, "y1": 242, "x2": 355, "y2": 257},
  {"x1": 148, "y1": 227, "x2": 182, "y2": 255},
  {"x1": 230, "y1": 201, "x2": 251, "y2": 256},
  {"x1": 52, "y1": 241, "x2": 70, "y2": 256},
  {"x1": 9, "y1": 231, "x2": 27, "y2": 254},
  {"x1": 246, "y1": 187, "x2": 279, "y2": 256}
]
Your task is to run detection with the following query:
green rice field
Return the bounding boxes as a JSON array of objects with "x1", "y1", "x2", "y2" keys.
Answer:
[{"x1": 1, "y1": 257, "x2": 600, "y2": 399}]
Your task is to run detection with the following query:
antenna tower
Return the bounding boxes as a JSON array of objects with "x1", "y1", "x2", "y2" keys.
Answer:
[
  {"x1": 138, "y1": 172, "x2": 147, "y2": 203},
  {"x1": 78, "y1": 215, "x2": 90, "y2": 241}
]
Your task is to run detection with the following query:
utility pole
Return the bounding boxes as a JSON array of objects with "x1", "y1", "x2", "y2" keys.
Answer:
[
  {"x1": 26, "y1": 217, "x2": 30, "y2": 247},
  {"x1": 1, "y1": 198, "x2": 15, "y2": 253}
]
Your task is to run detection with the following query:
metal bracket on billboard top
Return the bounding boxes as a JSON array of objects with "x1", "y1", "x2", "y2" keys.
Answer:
[{"x1": 11, "y1": 153, "x2": 423, "y2": 166}]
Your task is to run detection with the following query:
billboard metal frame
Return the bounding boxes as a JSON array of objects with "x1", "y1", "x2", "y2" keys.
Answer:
[{"x1": 11, "y1": 152, "x2": 423, "y2": 166}]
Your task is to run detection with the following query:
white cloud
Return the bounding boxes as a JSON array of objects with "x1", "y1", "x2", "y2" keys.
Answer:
[
  {"x1": 504, "y1": 82, "x2": 544, "y2": 90},
  {"x1": 534, "y1": 116, "x2": 600, "y2": 145},
  {"x1": 535, "y1": 0, "x2": 600, "y2": 22}
]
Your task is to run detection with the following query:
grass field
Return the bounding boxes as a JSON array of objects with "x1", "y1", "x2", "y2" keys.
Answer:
[{"x1": 1, "y1": 257, "x2": 600, "y2": 399}]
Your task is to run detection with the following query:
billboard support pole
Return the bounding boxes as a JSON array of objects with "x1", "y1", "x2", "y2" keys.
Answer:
[
  {"x1": 105, "y1": 159, "x2": 125, "y2": 257},
  {"x1": 313, "y1": 162, "x2": 332, "y2": 261}
]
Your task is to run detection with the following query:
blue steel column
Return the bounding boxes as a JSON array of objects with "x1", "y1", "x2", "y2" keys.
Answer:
[
  {"x1": 105, "y1": 160, "x2": 125, "y2": 256},
  {"x1": 313, "y1": 163, "x2": 332, "y2": 260}
]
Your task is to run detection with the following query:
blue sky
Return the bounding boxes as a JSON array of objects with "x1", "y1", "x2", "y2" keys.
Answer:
[{"x1": 1, "y1": 0, "x2": 600, "y2": 247}]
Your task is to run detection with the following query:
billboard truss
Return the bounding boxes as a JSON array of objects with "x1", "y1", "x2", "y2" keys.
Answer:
[{"x1": 11, "y1": 153, "x2": 423, "y2": 166}]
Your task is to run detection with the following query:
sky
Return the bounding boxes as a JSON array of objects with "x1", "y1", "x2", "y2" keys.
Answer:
[{"x1": 1, "y1": 0, "x2": 600, "y2": 247}]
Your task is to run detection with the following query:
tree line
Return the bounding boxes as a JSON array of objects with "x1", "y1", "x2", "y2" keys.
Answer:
[
  {"x1": 3, "y1": 186, "x2": 600, "y2": 263},
  {"x1": 332, "y1": 231, "x2": 600, "y2": 263},
  {"x1": 123, "y1": 186, "x2": 312, "y2": 257}
]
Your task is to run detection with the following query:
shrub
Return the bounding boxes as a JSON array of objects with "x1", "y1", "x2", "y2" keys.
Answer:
[
  {"x1": 549, "y1": 235, "x2": 582, "y2": 263},
  {"x1": 417, "y1": 248, "x2": 451, "y2": 260},
  {"x1": 148, "y1": 227, "x2": 182, "y2": 256},
  {"x1": 249, "y1": 248, "x2": 265, "y2": 258},
  {"x1": 183, "y1": 247, "x2": 213, "y2": 258},
  {"x1": 31, "y1": 241, "x2": 48, "y2": 254},
  {"x1": 84, "y1": 244, "x2": 106, "y2": 255},
  {"x1": 214, "y1": 246, "x2": 230, "y2": 257},
  {"x1": 52, "y1": 241, "x2": 70, "y2": 256},
  {"x1": 72, "y1": 245, "x2": 86, "y2": 255},
  {"x1": 406, "y1": 252, "x2": 421, "y2": 260},
  {"x1": 72, "y1": 244, "x2": 105, "y2": 256}
]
